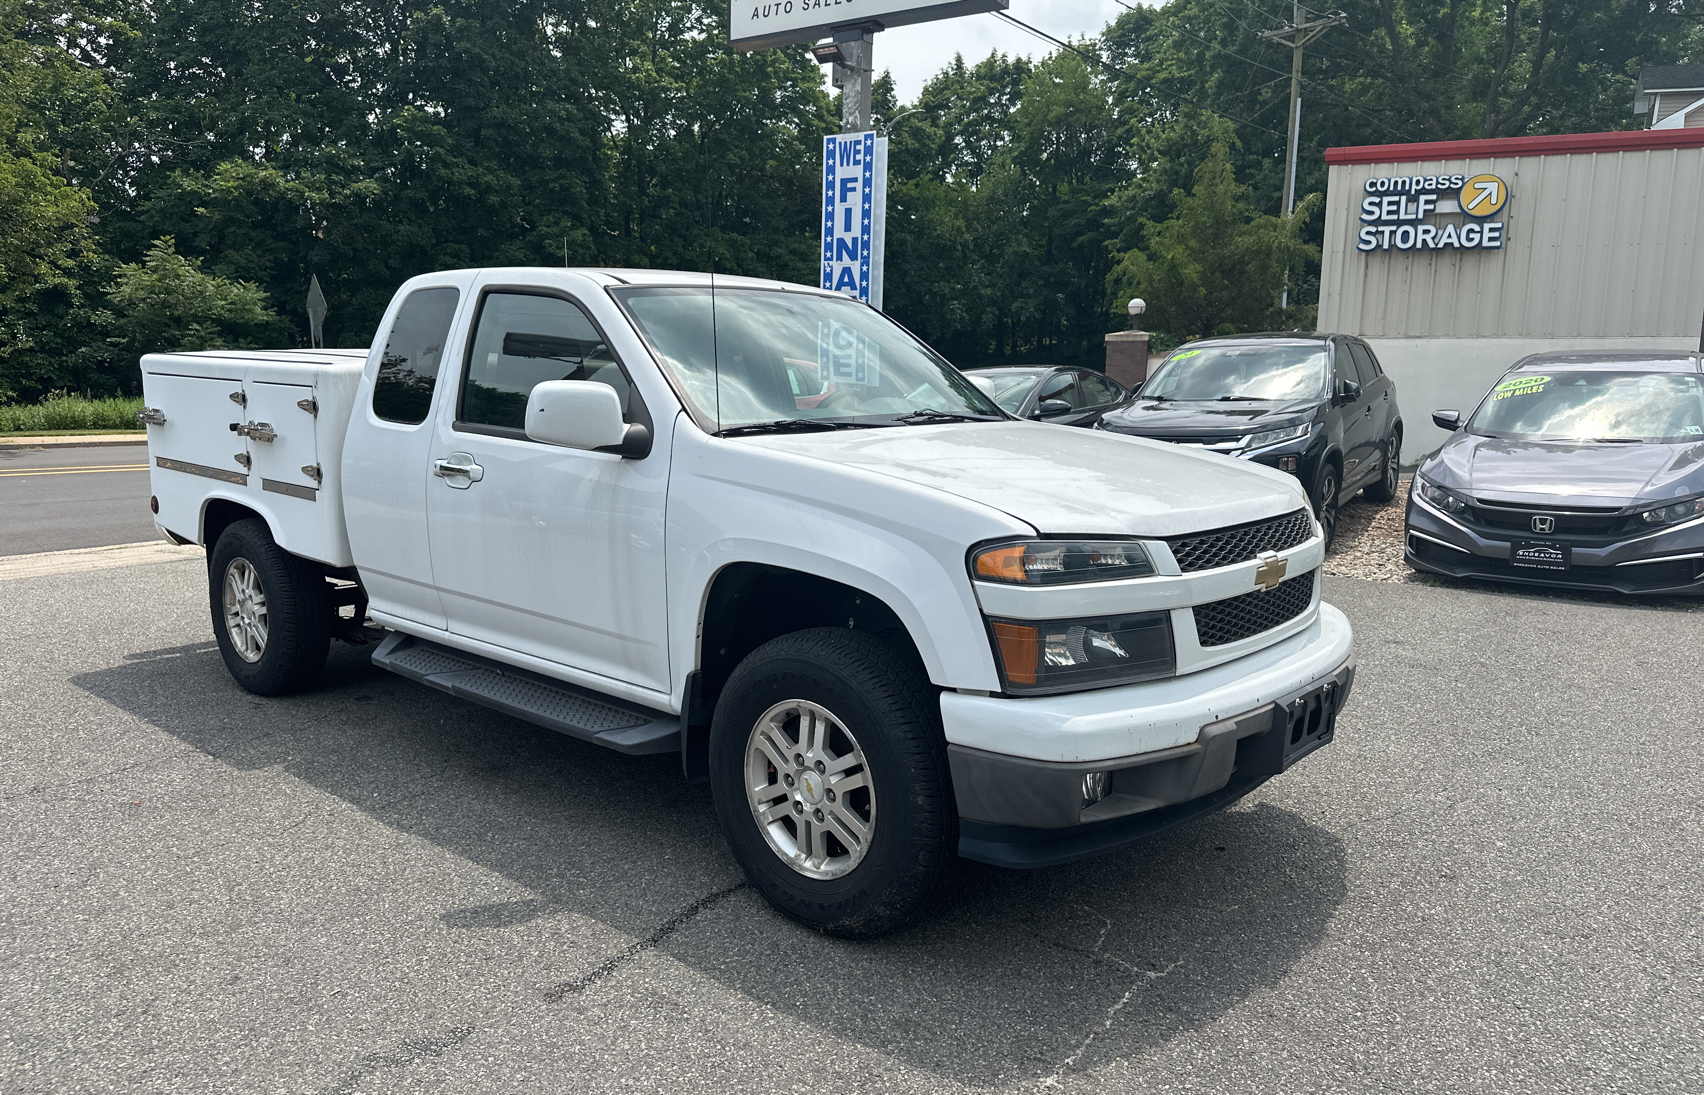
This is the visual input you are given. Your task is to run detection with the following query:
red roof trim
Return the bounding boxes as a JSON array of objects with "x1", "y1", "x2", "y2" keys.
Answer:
[{"x1": 1325, "y1": 128, "x2": 1704, "y2": 165}]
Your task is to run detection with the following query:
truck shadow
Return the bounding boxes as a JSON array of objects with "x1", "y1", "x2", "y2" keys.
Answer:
[{"x1": 75, "y1": 640, "x2": 1348, "y2": 1086}]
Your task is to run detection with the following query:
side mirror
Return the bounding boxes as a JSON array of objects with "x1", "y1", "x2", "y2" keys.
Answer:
[
  {"x1": 1432, "y1": 409, "x2": 1463, "y2": 431},
  {"x1": 1035, "y1": 398, "x2": 1072, "y2": 418},
  {"x1": 1335, "y1": 378, "x2": 1362, "y2": 404},
  {"x1": 526, "y1": 381, "x2": 634, "y2": 453}
]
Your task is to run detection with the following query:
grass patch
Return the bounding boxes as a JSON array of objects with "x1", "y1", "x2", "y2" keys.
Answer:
[{"x1": 0, "y1": 395, "x2": 146, "y2": 434}]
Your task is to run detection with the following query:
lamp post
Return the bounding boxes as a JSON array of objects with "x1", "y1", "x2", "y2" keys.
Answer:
[{"x1": 1105, "y1": 298, "x2": 1151, "y2": 389}]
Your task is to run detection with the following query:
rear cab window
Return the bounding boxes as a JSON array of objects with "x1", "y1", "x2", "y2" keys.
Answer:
[{"x1": 373, "y1": 287, "x2": 461, "y2": 425}]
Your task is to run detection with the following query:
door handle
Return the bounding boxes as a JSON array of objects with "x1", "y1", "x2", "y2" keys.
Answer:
[{"x1": 433, "y1": 453, "x2": 484, "y2": 488}]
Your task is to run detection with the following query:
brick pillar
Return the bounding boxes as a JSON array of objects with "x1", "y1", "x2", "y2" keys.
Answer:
[{"x1": 1104, "y1": 330, "x2": 1151, "y2": 390}]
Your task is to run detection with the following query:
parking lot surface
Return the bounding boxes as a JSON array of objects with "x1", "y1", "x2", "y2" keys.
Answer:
[{"x1": 2, "y1": 554, "x2": 1699, "y2": 1094}]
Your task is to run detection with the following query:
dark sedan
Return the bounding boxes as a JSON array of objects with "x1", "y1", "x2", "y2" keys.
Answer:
[
  {"x1": 1097, "y1": 333, "x2": 1404, "y2": 546},
  {"x1": 964, "y1": 365, "x2": 1133, "y2": 427},
  {"x1": 1407, "y1": 351, "x2": 1704, "y2": 594}
]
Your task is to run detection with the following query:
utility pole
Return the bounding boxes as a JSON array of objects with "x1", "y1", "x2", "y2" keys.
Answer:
[{"x1": 1260, "y1": 5, "x2": 1346, "y2": 309}]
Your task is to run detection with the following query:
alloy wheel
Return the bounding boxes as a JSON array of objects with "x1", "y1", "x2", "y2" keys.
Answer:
[
  {"x1": 744, "y1": 699, "x2": 876, "y2": 880},
  {"x1": 222, "y1": 557, "x2": 269, "y2": 663}
]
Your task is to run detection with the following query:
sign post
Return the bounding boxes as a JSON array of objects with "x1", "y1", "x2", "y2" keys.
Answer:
[{"x1": 731, "y1": 1, "x2": 1006, "y2": 310}]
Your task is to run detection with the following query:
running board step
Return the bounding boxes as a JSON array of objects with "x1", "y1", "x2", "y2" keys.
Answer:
[{"x1": 371, "y1": 633, "x2": 680, "y2": 755}]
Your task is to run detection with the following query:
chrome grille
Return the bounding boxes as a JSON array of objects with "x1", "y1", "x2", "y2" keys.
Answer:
[
  {"x1": 1193, "y1": 570, "x2": 1316, "y2": 648},
  {"x1": 1167, "y1": 509, "x2": 1313, "y2": 573}
]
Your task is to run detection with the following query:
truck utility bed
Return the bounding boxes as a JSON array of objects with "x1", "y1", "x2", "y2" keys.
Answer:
[{"x1": 140, "y1": 349, "x2": 367, "y2": 566}]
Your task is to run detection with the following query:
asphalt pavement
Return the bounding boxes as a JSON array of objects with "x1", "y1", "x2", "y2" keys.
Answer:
[
  {"x1": 1, "y1": 556, "x2": 1699, "y2": 1094},
  {"x1": 0, "y1": 442, "x2": 155, "y2": 555}
]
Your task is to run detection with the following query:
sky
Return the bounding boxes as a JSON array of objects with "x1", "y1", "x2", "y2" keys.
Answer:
[{"x1": 872, "y1": 1, "x2": 1136, "y2": 104}]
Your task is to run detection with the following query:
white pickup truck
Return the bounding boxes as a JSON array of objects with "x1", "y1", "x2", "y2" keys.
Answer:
[{"x1": 139, "y1": 267, "x2": 1354, "y2": 936}]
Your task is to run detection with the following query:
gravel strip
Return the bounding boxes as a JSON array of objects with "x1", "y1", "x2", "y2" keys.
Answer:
[{"x1": 1325, "y1": 475, "x2": 1703, "y2": 612}]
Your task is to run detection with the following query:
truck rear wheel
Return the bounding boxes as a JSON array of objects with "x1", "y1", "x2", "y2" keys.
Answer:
[
  {"x1": 209, "y1": 518, "x2": 330, "y2": 696},
  {"x1": 709, "y1": 628, "x2": 956, "y2": 938}
]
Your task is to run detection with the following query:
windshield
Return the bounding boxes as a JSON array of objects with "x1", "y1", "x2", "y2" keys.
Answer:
[
  {"x1": 610, "y1": 286, "x2": 1002, "y2": 431},
  {"x1": 1469, "y1": 371, "x2": 1704, "y2": 443},
  {"x1": 1142, "y1": 344, "x2": 1327, "y2": 402},
  {"x1": 973, "y1": 370, "x2": 1044, "y2": 413}
]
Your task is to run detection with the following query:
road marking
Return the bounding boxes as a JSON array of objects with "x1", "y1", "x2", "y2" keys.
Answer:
[
  {"x1": 0, "y1": 540, "x2": 202, "y2": 581},
  {"x1": 0, "y1": 464, "x2": 149, "y2": 477}
]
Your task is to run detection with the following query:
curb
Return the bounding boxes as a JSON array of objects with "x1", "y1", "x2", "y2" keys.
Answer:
[
  {"x1": 0, "y1": 434, "x2": 148, "y2": 449},
  {"x1": 0, "y1": 539, "x2": 202, "y2": 582}
]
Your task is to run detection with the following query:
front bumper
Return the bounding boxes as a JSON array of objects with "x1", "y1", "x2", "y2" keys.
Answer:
[
  {"x1": 940, "y1": 604, "x2": 1355, "y2": 868},
  {"x1": 1404, "y1": 495, "x2": 1704, "y2": 595}
]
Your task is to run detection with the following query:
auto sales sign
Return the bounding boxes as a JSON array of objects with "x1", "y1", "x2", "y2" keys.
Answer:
[{"x1": 1355, "y1": 172, "x2": 1509, "y2": 253}]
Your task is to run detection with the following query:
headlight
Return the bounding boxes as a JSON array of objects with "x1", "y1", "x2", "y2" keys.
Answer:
[
  {"x1": 1416, "y1": 478, "x2": 1469, "y2": 516},
  {"x1": 1245, "y1": 422, "x2": 1310, "y2": 449},
  {"x1": 1635, "y1": 498, "x2": 1704, "y2": 527},
  {"x1": 972, "y1": 540, "x2": 1156, "y2": 585},
  {"x1": 988, "y1": 612, "x2": 1175, "y2": 695}
]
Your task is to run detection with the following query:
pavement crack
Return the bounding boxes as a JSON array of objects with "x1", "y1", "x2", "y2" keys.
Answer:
[
  {"x1": 1037, "y1": 910, "x2": 1182, "y2": 1091},
  {"x1": 542, "y1": 882, "x2": 748, "y2": 1002},
  {"x1": 316, "y1": 1023, "x2": 474, "y2": 1095}
]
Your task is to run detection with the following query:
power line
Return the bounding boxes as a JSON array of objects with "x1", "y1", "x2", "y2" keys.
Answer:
[
  {"x1": 990, "y1": 9, "x2": 1285, "y2": 137},
  {"x1": 1116, "y1": 0, "x2": 1423, "y2": 144}
]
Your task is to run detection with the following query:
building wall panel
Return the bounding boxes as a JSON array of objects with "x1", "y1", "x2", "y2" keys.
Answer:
[{"x1": 1319, "y1": 145, "x2": 1704, "y2": 340}]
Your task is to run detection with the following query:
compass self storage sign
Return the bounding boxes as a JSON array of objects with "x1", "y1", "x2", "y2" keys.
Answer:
[{"x1": 1354, "y1": 172, "x2": 1509, "y2": 252}]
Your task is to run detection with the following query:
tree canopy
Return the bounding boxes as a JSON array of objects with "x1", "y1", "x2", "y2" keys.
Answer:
[{"x1": 0, "y1": 0, "x2": 1696, "y2": 400}]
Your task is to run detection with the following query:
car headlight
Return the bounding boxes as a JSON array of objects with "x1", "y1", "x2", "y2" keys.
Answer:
[
  {"x1": 1416, "y1": 478, "x2": 1469, "y2": 516},
  {"x1": 972, "y1": 540, "x2": 1156, "y2": 585},
  {"x1": 1245, "y1": 422, "x2": 1310, "y2": 449},
  {"x1": 988, "y1": 612, "x2": 1175, "y2": 695},
  {"x1": 1635, "y1": 498, "x2": 1704, "y2": 527}
]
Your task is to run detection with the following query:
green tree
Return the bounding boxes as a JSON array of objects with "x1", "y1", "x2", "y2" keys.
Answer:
[
  {"x1": 0, "y1": 0, "x2": 107, "y2": 402},
  {"x1": 103, "y1": 237, "x2": 287, "y2": 373},
  {"x1": 1106, "y1": 144, "x2": 1320, "y2": 341}
]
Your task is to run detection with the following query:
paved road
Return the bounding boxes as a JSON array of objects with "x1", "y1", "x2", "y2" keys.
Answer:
[
  {"x1": 0, "y1": 443, "x2": 155, "y2": 555},
  {"x1": 1, "y1": 558, "x2": 1699, "y2": 1094}
]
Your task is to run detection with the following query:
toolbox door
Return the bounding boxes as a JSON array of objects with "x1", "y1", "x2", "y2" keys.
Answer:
[{"x1": 242, "y1": 380, "x2": 322, "y2": 500}]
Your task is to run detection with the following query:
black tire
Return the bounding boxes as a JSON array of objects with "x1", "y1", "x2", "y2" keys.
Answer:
[
  {"x1": 208, "y1": 518, "x2": 331, "y2": 696},
  {"x1": 709, "y1": 628, "x2": 956, "y2": 938},
  {"x1": 1363, "y1": 432, "x2": 1402, "y2": 504},
  {"x1": 1312, "y1": 463, "x2": 1340, "y2": 551}
]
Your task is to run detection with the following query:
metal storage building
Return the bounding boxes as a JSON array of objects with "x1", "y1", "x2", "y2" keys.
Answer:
[{"x1": 1316, "y1": 128, "x2": 1704, "y2": 458}]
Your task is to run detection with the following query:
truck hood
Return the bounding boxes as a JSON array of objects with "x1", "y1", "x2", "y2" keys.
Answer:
[{"x1": 734, "y1": 421, "x2": 1309, "y2": 537}]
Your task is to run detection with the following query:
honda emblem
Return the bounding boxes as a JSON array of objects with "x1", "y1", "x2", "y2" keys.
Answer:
[{"x1": 1531, "y1": 516, "x2": 1555, "y2": 533}]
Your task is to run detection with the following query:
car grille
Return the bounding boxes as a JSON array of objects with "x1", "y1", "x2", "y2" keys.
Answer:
[
  {"x1": 1408, "y1": 538, "x2": 1702, "y2": 591},
  {"x1": 1468, "y1": 506, "x2": 1623, "y2": 536},
  {"x1": 1193, "y1": 570, "x2": 1316, "y2": 647},
  {"x1": 1167, "y1": 509, "x2": 1313, "y2": 572}
]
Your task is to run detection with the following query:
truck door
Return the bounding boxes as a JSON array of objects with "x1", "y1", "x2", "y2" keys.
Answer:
[
  {"x1": 343, "y1": 285, "x2": 466, "y2": 631},
  {"x1": 424, "y1": 287, "x2": 671, "y2": 696}
]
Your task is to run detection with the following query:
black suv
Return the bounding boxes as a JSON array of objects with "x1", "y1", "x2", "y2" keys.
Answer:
[{"x1": 1097, "y1": 333, "x2": 1403, "y2": 545}]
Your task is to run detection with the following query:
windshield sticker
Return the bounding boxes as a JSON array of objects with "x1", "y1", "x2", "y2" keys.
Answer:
[
  {"x1": 1688, "y1": 426, "x2": 1703, "y2": 435},
  {"x1": 818, "y1": 321, "x2": 880, "y2": 386},
  {"x1": 1493, "y1": 375, "x2": 1550, "y2": 400},
  {"x1": 1170, "y1": 349, "x2": 1202, "y2": 360}
]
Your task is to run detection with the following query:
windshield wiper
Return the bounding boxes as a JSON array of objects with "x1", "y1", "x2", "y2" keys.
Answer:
[
  {"x1": 1215, "y1": 396, "x2": 1267, "y2": 402},
  {"x1": 893, "y1": 408, "x2": 1000, "y2": 425},
  {"x1": 1581, "y1": 437, "x2": 1646, "y2": 444},
  {"x1": 718, "y1": 419, "x2": 875, "y2": 437}
]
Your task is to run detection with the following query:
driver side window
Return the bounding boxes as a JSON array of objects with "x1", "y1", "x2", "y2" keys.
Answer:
[
  {"x1": 459, "y1": 292, "x2": 634, "y2": 431},
  {"x1": 1037, "y1": 372, "x2": 1082, "y2": 412},
  {"x1": 1331, "y1": 343, "x2": 1360, "y2": 395}
]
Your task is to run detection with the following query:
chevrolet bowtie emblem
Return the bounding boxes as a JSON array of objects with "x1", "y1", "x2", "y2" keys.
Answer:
[{"x1": 1253, "y1": 552, "x2": 1287, "y2": 590}]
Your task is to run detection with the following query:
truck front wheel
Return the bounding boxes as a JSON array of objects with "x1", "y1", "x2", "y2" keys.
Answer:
[
  {"x1": 208, "y1": 518, "x2": 330, "y2": 696},
  {"x1": 709, "y1": 628, "x2": 956, "y2": 938}
]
